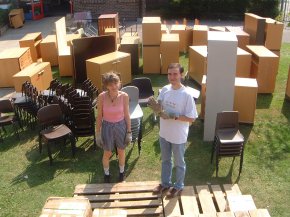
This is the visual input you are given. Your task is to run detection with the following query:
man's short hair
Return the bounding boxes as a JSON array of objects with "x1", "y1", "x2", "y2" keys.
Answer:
[{"x1": 167, "y1": 63, "x2": 184, "y2": 74}]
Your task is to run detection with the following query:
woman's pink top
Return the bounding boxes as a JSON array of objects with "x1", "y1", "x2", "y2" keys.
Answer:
[{"x1": 102, "y1": 92, "x2": 124, "y2": 123}]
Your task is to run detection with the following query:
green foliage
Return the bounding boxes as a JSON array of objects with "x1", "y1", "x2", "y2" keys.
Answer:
[{"x1": 161, "y1": 0, "x2": 279, "y2": 19}]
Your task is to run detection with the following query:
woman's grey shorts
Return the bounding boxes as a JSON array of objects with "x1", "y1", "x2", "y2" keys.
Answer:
[{"x1": 101, "y1": 119, "x2": 127, "y2": 151}]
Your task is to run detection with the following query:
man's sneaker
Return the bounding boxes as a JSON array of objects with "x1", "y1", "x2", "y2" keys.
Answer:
[
  {"x1": 104, "y1": 174, "x2": 111, "y2": 183},
  {"x1": 166, "y1": 187, "x2": 182, "y2": 198},
  {"x1": 153, "y1": 184, "x2": 170, "y2": 194},
  {"x1": 119, "y1": 172, "x2": 125, "y2": 182}
]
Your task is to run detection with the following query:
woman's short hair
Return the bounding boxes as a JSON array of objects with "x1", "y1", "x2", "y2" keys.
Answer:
[{"x1": 102, "y1": 71, "x2": 121, "y2": 88}]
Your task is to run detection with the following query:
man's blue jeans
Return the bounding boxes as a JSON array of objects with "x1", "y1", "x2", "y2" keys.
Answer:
[{"x1": 159, "y1": 136, "x2": 186, "y2": 190}]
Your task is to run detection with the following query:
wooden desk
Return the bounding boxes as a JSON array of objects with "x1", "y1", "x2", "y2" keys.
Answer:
[
  {"x1": 86, "y1": 51, "x2": 131, "y2": 90},
  {"x1": 19, "y1": 32, "x2": 42, "y2": 62},
  {"x1": 160, "y1": 34, "x2": 179, "y2": 74},
  {"x1": 13, "y1": 62, "x2": 53, "y2": 92},
  {"x1": 247, "y1": 45, "x2": 279, "y2": 93},
  {"x1": 0, "y1": 47, "x2": 32, "y2": 87},
  {"x1": 40, "y1": 35, "x2": 58, "y2": 66}
]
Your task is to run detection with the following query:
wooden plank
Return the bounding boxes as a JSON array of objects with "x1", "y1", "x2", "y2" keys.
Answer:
[
  {"x1": 163, "y1": 195, "x2": 181, "y2": 216},
  {"x1": 248, "y1": 209, "x2": 271, "y2": 217},
  {"x1": 125, "y1": 207, "x2": 163, "y2": 216},
  {"x1": 93, "y1": 208, "x2": 127, "y2": 217},
  {"x1": 75, "y1": 181, "x2": 160, "y2": 190},
  {"x1": 227, "y1": 195, "x2": 256, "y2": 212},
  {"x1": 196, "y1": 185, "x2": 216, "y2": 215},
  {"x1": 223, "y1": 184, "x2": 242, "y2": 196},
  {"x1": 217, "y1": 212, "x2": 235, "y2": 217},
  {"x1": 91, "y1": 199, "x2": 162, "y2": 209},
  {"x1": 180, "y1": 186, "x2": 200, "y2": 216},
  {"x1": 74, "y1": 192, "x2": 159, "y2": 202},
  {"x1": 198, "y1": 214, "x2": 216, "y2": 217},
  {"x1": 211, "y1": 185, "x2": 227, "y2": 212},
  {"x1": 234, "y1": 211, "x2": 251, "y2": 217}
]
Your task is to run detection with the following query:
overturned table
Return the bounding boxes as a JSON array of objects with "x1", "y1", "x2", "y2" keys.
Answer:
[{"x1": 73, "y1": 181, "x2": 271, "y2": 217}]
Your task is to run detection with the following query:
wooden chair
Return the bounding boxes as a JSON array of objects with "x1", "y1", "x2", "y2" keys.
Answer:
[
  {"x1": 37, "y1": 104, "x2": 76, "y2": 165},
  {"x1": 211, "y1": 111, "x2": 245, "y2": 176}
]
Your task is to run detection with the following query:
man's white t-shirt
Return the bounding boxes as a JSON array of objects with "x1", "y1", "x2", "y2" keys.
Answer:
[{"x1": 158, "y1": 84, "x2": 198, "y2": 144}]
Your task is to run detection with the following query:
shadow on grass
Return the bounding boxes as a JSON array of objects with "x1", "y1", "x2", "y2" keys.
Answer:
[
  {"x1": 256, "y1": 93, "x2": 273, "y2": 109},
  {"x1": 281, "y1": 98, "x2": 290, "y2": 122}
]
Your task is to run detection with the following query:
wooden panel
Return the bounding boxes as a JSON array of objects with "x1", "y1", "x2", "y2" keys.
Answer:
[
  {"x1": 180, "y1": 186, "x2": 200, "y2": 216},
  {"x1": 244, "y1": 13, "x2": 266, "y2": 45},
  {"x1": 91, "y1": 199, "x2": 162, "y2": 209},
  {"x1": 248, "y1": 209, "x2": 271, "y2": 217},
  {"x1": 223, "y1": 184, "x2": 242, "y2": 196},
  {"x1": 142, "y1": 17, "x2": 161, "y2": 45},
  {"x1": 120, "y1": 36, "x2": 140, "y2": 74},
  {"x1": 125, "y1": 207, "x2": 163, "y2": 216},
  {"x1": 188, "y1": 46, "x2": 207, "y2": 85},
  {"x1": 226, "y1": 27, "x2": 250, "y2": 50},
  {"x1": 98, "y1": 13, "x2": 119, "y2": 36},
  {"x1": 160, "y1": 34, "x2": 179, "y2": 74},
  {"x1": 163, "y1": 194, "x2": 181, "y2": 216},
  {"x1": 211, "y1": 185, "x2": 227, "y2": 212},
  {"x1": 234, "y1": 211, "x2": 251, "y2": 217},
  {"x1": 93, "y1": 208, "x2": 127, "y2": 217},
  {"x1": 217, "y1": 212, "x2": 235, "y2": 217},
  {"x1": 196, "y1": 185, "x2": 216, "y2": 215},
  {"x1": 227, "y1": 195, "x2": 256, "y2": 212},
  {"x1": 143, "y1": 45, "x2": 160, "y2": 74},
  {"x1": 40, "y1": 35, "x2": 58, "y2": 66},
  {"x1": 58, "y1": 53, "x2": 74, "y2": 76},
  {"x1": 264, "y1": 18, "x2": 283, "y2": 50},
  {"x1": 19, "y1": 32, "x2": 42, "y2": 62},
  {"x1": 192, "y1": 25, "x2": 208, "y2": 46}
]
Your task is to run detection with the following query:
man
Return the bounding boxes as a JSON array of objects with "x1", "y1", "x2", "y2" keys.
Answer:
[{"x1": 152, "y1": 63, "x2": 198, "y2": 198}]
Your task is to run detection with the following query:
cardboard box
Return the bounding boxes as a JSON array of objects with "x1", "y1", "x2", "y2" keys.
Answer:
[
  {"x1": 142, "y1": 45, "x2": 160, "y2": 74},
  {"x1": 244, "y1": 13, "x2": 266, "y2": 45},
  {"x1": 9, "y1": 9, "x2": 24, "y2": 28},
  {"x1": 119, "y1": 36, "x2": 140, "y2": 74},
  {"x1": 286, "y1": 66, "x2": 290, "y2": 99},
  {"x1": 19, "y1": 32, "x2": 42, "y2": 62},
  {"x1": 40, "y1": 197, "x2": 92, "y2": 217},
  {"x1": 0, "y1": 47, "x2": 32, "y2": 87},
  {"x1": 192, "y1": 25, "x2": 208, "y2": 46},
  {"x1": 86, "y1": 51, "x2": 131, "y2": 90},
  {"x1": 13, "y1": 62, "x2": 53, "y2": 92},
  {"x1": 142, "y1": 17, "x2": 161, "y2": 45},
  {"x1": 201, "y1": 75, "x2": 258, "y2": 124},
  {"x1": 226, "y1": 26, "x2": 250, "y2": 50},
  {"x1": 247, "y1": 45, "x2": 279, "y2": 93},
  {"x1": 160, "y1": 34, "x2": 179, "y2": 74},
  {"x1": 171, "y1": 24, "x2": 192, "y2": 53},
  {"x1": 40, "y1": 35, "x2": 58, "y2": 66},
  {"x1": 264, "y1": 18, "x2": 283, "y2": 50},
  {"x1": 189, "y1": 46, "x2": 251, "y2": 84}
]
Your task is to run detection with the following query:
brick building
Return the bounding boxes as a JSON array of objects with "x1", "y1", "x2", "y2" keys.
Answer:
[{"x1": 73, "y1": 0, "x2": 146, "y2": 19}]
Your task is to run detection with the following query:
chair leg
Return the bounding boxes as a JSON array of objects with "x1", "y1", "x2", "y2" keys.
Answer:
[
  {"x1": 211, "y1": 138, "x2": 216, "y2": 164},
  {"x1": 137, "y1": 117, "x2": 143, "y2": 155},
  {"x1": 216, "y1": 153, "x2": 219, "y2": 177},
  {"x1": 239, "y1": 150, "x2": 244, "y2": 176},
  {"x1": 47, "y1": 142, "x2": 53, "y2": 165}
]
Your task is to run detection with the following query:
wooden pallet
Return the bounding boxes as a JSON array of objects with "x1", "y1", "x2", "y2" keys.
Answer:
[{"x1": 73, "y1": 181, "x2": 271, "y2": 217}]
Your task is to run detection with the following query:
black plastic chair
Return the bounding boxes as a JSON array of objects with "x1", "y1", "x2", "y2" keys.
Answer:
[
  {"x1": 211, "y1": 111, "x2": 245, "y2": 177},
  {"x1": 37, "y1": 104, "x2": 76, "y2": 165},
  {"x1": 131, "y1": 77, "x2": 154, "y2": 106}
]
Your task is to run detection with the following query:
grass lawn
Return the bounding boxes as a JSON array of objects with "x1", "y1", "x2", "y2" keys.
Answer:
[{"x1": 0, "y1": 43, "x2": 289, "y2": 216}]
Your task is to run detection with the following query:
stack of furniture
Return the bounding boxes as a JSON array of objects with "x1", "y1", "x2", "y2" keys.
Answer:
[
  {"x1": 19, "y1": 32, "x2": 42, "y2": 62},
  {"x1": 160, "y1": 34, "x2": 179, "y2": 74},
  {"x1": 8, "y1": 9, "x2": 24, "y2": 28},
  {"x1": 142, "y1": 17, "x2": 161, "y2": 74},
  {"x1": 192, "y1": 25, "x2": 208, "y2": 46},
  {"x1": 0, "y1": 47, "x2": 32, "y2": 88},
  {"x1": 226, "y1": 26, "x2": 250, "y2": 50},
  {"x1": 40, "y1": 35, "x2": 58, "y2": 66},
  {"x1": 86, "y1": 51, "x2": 131, "y2": 90},
  {"x1": 244, "y1": 13, "x2": 266, "y2": 45}
]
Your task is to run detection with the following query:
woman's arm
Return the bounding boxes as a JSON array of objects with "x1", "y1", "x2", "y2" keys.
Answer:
[
  {"x1": 96, "y1": 93, "x2": 103, "y2": 132},
  {"x1": 123, "y1": 93, "x2": 131, "y2": 132}
]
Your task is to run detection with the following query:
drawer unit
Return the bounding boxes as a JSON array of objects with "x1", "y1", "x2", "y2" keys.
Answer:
[
  {"x1": 142, "y1": 45, "x2": 160, "y2": 74},
  {"x1": 0, "y1": 47, "x2": 32, "y2": 87},
  {"x1": 86, "y1": 51, "x2": 131, "y2": 90},
  {"x1": 40, "y1": 35, "x2": 58, "y2": 66},
  {"x1": 19, "y1": 32, "x2": 42, "y2": 62},
  {"x1": 142, "y1": 17, "x2": 161, "y2": 45},
  {"x1": 13, "y1": 62, "x2": 53, "y2": 92},
  {"x1": 226, "y1": 26, "x2": 250, "y2": 50},
  {"x1": 247, "y1": 45, "x2": 279, "y2": 93}
]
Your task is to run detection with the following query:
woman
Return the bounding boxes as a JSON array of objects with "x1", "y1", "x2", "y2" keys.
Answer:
[{"x1": 96, "y1": 71, "x2": 132, "y2": 183}]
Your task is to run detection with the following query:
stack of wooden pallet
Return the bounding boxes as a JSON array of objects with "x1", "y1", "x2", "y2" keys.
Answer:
[{"x1": 72, "y1": 181, "x2": 271, "y2": 217}]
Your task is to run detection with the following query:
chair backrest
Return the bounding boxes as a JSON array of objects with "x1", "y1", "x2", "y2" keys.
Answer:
[
  {"x1": 37, "y1": 104, "x2": 63, "y2": 126},
  {"x1": 0, "y1": 99, "x2": 14, "y2": 113},
  {"x1": 131, "y1": 77, "x2": 154, "y2": 98},
  {"x1": 215, "y1": 111, "x2": 239, "y2": 133},
  {"x1": 121, "y1": 86, "x2": 139, "y2": 103}
]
